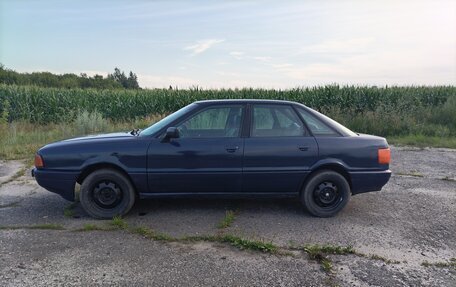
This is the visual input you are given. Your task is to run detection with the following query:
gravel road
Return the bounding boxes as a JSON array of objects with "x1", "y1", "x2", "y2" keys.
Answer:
[{"x1": 0, "y1": 146, "x2": 455, "y2": 286}]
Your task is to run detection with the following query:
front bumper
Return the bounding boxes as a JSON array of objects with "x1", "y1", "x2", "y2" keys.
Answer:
[
  {"x1": 350, "y1": 170, "x2": 392, "y2": 195},
  {"x1": 32, "y1": 168, "x2": 78, "y2": 201}
]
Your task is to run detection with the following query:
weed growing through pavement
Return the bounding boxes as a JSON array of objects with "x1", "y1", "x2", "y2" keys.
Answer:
[{"x1": 217, "y1": 210, "x2": 237, "y2": 229}]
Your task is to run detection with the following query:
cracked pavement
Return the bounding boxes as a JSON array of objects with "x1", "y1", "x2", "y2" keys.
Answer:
[{"x1": 1, "y1": 146, "x2": 455, "y2": 286}]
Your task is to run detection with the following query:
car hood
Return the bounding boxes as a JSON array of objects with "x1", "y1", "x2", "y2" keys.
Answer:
[
  {"x1": 61, "y1": 132, "x2": 134, "y2": 142},
  {"x1": 39, "y1": 132, "x2": 135, "y2": 152}
]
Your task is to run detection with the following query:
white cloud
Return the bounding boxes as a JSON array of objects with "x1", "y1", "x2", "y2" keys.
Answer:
[
  {"x1": 229, "y1": 51, "x2": 244, "y2": 59},
  {"x1": 138, "y1": 74, "x2": 197, "y2": 89},
  {"x1": 271, "y1": 63, "x2": 293, "y2": 69},
  {"x1": 216, "y1": 71, "x2": 242, "y2": 77},
  {"x1": 300, "y1": 37, "x2": 375, "y2": 54},
  {"x1": 184, "y1": 39, "x2": 225, "y2": 55},
  {"x1": 253, "y1": 56, "x2": 272, "y2": 62},
  {"x1": 271, "y1": 46, "x2": 456, "y2": 85},
  {"x1": 138, "y1": 72, "x2": 284, "y2": 89}
]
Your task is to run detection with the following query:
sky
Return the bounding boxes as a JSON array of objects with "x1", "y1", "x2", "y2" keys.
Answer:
[{"x1": 0, "y1": 0, "x2": 455, "y2": 89}]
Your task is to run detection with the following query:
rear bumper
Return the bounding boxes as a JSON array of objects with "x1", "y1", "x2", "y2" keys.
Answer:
[
  {"x1": 32, "y1": 168, "x2": 78, "y2": 201},
  {"x1": 350, "y1": 170, "x2": 391, "y2": 195}
]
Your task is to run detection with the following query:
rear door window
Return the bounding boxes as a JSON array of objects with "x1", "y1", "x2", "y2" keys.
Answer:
[
  {"x1": 251, "y1": 105, "x2": 306, "y2": 137},
  {"x1": 296, "y1": 107, "x2": 340, "y2": 136}
]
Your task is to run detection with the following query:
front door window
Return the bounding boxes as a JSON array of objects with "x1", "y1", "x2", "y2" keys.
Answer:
[{"x1": 177, "y1": 106, "x2": 243, "y2": 138}]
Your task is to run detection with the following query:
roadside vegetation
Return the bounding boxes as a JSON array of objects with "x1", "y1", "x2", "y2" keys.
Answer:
[
  {"x1": 0, "y1": 112, "x2": 163, "y2": 159},
  {"x1": 1, "y1": 83, "x2": 455, "y2": 160},
  {"x1": 422, "y1": 258, "x2": 456, "y2": 269},
  {"x1": 63, "y1": 202, "x2": 78, "y2": 218},
  {"x1": 217, "y1": 210, "x2": 237, "y2": 229},
  {"x1": 2, "y1": 221, "x2": 453, "y2": 273},
  {"x1": 111, "y1": 216, "x2": 129, "y2": 229}
]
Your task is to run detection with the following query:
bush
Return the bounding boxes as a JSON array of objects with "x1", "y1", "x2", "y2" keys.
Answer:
[{"x1": 74, "y1": 110, "x2": 108, "y2": 135}]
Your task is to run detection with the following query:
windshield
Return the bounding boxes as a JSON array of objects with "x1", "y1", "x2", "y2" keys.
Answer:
[{"x1": 139, "y1": 104, "x2": 196, "y2": 136}]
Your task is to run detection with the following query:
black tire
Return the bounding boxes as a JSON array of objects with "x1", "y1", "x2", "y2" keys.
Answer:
[
  {"x1": 80, "y1": 169, "x2": 136, "y2": 219},
  {"x1": 300, "y1": 170, "x2": 351, "y2": 217}
]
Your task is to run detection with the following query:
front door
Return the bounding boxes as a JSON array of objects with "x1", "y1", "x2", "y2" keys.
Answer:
[
  {"x1": 147, "y1": 104, "x2": 245, "y2": 194},
  {"x1": 243, "y1": 104, "x2": 318, "y2": 193}
]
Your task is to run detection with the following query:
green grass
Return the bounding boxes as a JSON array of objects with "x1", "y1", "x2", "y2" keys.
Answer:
[
  {"x1": 110, "y1": 216, "x2": 128, "y2": 229},
  {"x1": 0, "y1": 226, "x2": 22, "y2": 230},
  {"x1": 129, "y1": 226, "x2": 278, "y2": 253},
  {"x1": 302, "y1": 244, "x2": 356, "y2": 256},
  {"x1": 0, "y1": 219, "x2": 404, "y2": 270},
  {"x1": 77, "y1": 224, "x2": 104, "y2": 232},
  {"x1": 217, "y1": 210, "x2": 237, "y2": 229},
  {"x1": 63, "y1": 202, "x2": 77, "y2": 218},
  {"x1": 0, "y1": 115, "x2": 162, "y2": 160},
  {"x1": 28, "y1": 223, "x2": 65, "y2": 230},
  {"x1": 217, "y1": 234, "x2": 278, "y2": 253},
  {"x1": 131, "y1": 226, "x2": 175, "y2": 241},
  {"x1": 181, "y1": 235, "x2": 270, "y2": 252},
  {"x1": 369, "y1": 254, "x2": 401, "y2": 264},
  {"x1": 1, "y1": 84, "x2": 455, "y2": 142},
  {"x1": 1, "y1": 86, "x2": 456, "y2": 161},
  {"x1": 182, "y1": 234, "x2": 278, "y2": 253},
  {"x1": 320, "y1": 258, "x2": 333, "y2": 273},
  {"x1": 301, "y1": 244, "x2": 356, "y2": 273},
  {"x1": 0, "y1": 224, "x2": 64, "y2": 230},
  {"x1": 395, "y1": 171, "x2": 424, "y2": 177},
  {"x1": 422, "y1": 259, "x2": 456, "y2": 268},
  {"x1": 2, "y1": 118, "x2": 455, "y2": 162},
  {"x1": 2, "y1": 84, "x2": 455, "y2": 124},
  {"x1": 389, "y1": 135, "x2": 456, "y2": 149}
]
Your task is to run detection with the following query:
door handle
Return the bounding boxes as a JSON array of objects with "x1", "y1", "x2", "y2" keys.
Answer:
[
  {"x1": 225, "y1": 146, "x2": 239, "y2": 153},
  {"x1": 298, "y1": 146, "x2": 309, "y2": 151}
]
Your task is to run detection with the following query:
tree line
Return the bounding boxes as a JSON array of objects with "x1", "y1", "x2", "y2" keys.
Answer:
[{"x1": 0, "y1": 64, "x2": 140, "y2": 89}]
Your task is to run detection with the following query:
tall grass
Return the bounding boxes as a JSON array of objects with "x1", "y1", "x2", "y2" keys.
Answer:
[
  {"x1": 0, "y1": 111, "x2": 162, "y2": 160},
  {"x1": 1, "y1": 84, "x2": 454, "y2": 124},
  {"x1": 0, "y1": 84, "x2": 455, "y2": 156},
  {"x1": 327, "y1": 94, "x2": 456, "y2": 137}
]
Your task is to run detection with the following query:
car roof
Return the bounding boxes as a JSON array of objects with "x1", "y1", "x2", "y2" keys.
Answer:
[{"x1": 194, "y1": 99, "x2": 303, "y2": 106}]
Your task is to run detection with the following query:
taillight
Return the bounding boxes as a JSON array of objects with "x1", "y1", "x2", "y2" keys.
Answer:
[
  {"x1": 34, "y1": 154, "x2": 44, "y2": 168},
  {"x1": 378, "y1": 148, "x2": 391, "y2": 164}
]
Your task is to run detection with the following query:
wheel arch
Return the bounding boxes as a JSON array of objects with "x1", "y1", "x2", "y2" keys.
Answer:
[
  {"x1": 77, "y1": 163, "x2": 138, "y2": 195},
  {"x1": 299, "y1": 163, "x2": 352, "y2": 194}
]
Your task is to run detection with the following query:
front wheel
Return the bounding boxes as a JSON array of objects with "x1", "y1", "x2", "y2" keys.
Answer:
[
  {"x1": 80, "y1": 169, "x2": 136, "y2": 219},
  {"x1": 300, "y1": 170, "x2": 351, "y2": 217}
]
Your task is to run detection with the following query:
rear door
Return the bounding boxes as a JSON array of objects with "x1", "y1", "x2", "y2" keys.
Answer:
[{"x1": 243, "y1": 104, "x2": 318, "y2": 193}]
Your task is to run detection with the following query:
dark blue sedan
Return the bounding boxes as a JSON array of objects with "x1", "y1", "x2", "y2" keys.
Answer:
[{"x1": 33, "y1": 100, "x2": 391, "y2": 218}]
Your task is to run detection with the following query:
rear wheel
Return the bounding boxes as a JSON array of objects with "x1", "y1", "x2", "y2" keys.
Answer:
[
  {"x1": 80, "y1": 169, "x2": 135, "y2": 219},
  {"x1": 300, "y1": 170, "x2": 351, "y2": 217}
]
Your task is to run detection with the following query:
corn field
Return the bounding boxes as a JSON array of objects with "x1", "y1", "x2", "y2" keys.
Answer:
[{"x1": 1, "y1": 84, "x2": 455, "y2": 137}]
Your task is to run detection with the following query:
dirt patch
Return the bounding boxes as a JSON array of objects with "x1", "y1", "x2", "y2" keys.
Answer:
[{"x1": 0, "y1": 160, "x2": 25, "y2": 185}]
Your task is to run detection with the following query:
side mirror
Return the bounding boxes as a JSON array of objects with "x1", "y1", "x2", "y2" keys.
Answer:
[{"x1": 164, "y1": 127, "x2": 179, "y2": 140}]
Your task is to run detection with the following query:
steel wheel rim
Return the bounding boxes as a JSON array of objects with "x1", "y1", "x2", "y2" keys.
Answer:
[
  {"x1": 313, "y1": 181, "x2": 342, "y2": 209},
  {"x1": 92, "y1": 180, "x2": 123, "y2": 209}
]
